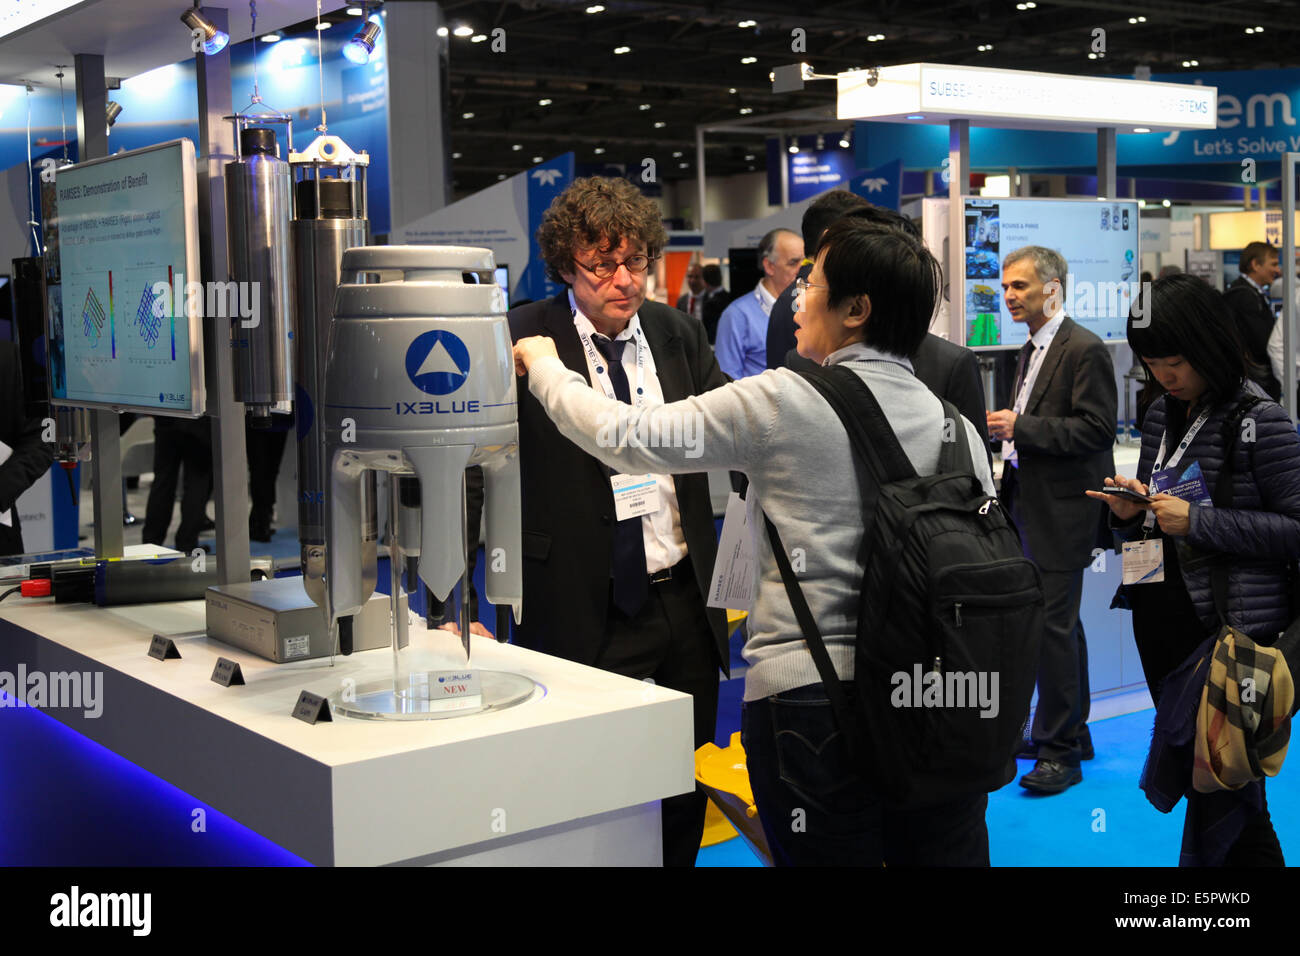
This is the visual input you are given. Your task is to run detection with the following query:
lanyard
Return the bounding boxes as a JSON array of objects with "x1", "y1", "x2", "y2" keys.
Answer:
[
  {"x1": 1144, "y1": 404, "x2": 1212, "y2": 530},
  {"x1": 574, "y1": 311, "x2": 648, "y2": 409}
]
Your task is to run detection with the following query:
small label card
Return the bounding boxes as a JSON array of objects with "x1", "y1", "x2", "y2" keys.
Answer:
[
  {"x1": 210, "y1": 657, "x2": 246, "y2": 687},
  {"x1": 148, "y1": 635, "x2": 182, "y2": 661},
  {"x1": 292, "y1": 690, "x2": 332, "y2": 724}
]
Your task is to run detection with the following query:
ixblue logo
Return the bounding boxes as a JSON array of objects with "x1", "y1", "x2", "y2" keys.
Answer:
[{"x1": 405, "y1": 331, "x2": 470, "y2": 396}]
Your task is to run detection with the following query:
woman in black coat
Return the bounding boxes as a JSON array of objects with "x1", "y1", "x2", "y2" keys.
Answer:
[{"x1": 1089, "y1": 274, "x2": 1300, "y2": 865}]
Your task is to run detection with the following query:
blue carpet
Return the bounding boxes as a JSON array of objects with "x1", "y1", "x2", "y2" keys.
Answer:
[{"x1": 697, "y1": 706, "x2": 1300, "y2": 867}]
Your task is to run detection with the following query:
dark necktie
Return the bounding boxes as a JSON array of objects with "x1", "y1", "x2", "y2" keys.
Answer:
[
  {"x1": 1012, "y1": 341, "x2": 1033, "y2": 399},
  {"x1": 592, "y1": 334, "x2": 649, "y2": 617}
]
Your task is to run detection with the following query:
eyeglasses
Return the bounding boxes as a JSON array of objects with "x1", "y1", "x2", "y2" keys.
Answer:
[
  {"x1": 575, "y1": 254, "x2": 655, "y2": 279},
  {"x1": 793, "y1": 276, "x2": 830, "y2": 301}
]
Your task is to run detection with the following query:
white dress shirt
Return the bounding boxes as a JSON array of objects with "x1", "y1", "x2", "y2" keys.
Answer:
[
  {"x1": 1003, "y1": 313, "x2": 1065, "y2": 464},
  {"x1": 568, "y1": 291, "x2": 688, "y2": 573}
]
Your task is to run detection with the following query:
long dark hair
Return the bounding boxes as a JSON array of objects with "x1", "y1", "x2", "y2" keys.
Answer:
[{"x1": 1127, "y1": 273, "x2": 1252, "y2": 407}]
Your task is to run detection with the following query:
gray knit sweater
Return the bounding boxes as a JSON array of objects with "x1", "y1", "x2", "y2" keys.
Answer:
[{"x1": 527, "y1": 341, "x2": 995, "y2": 701}]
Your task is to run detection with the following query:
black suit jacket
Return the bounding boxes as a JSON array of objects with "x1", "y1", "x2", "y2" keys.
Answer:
[
  {"x1": 999, "y1": 317, "x2": 1117, "y2": 571},
  {"x1": 508, "y1": 292, "x2": 730, "y2": 673},
  {"x1": 1223, "y1": 276, "x2": 1281, "y2": 400},
  {"x1": 0, "y1": 342, "x2": 55, "y2": 556},
  {"x1": 781, "y1": 333, "x2": 992, "y2": 462},
  {"x1": 700, "y1": 288, "x2": 729, "y2": 344},
  {"x1": 765, "y1": 267, "x2": 809, "y2": 370}
]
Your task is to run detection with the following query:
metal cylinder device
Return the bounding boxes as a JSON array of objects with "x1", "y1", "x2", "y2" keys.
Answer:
[
  {"x1": 322, "y1": 246, "x2": 523, "y2": 671},
  {"x1": 226, "y1": 127, "x2": 294, "y2": 420},
  {"x1": 291, "y1": 170, "x2": 375, "y2": 624}
]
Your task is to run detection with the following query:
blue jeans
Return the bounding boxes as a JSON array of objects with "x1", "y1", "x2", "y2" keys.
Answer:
[{"x1": 741, "y1": 682, "x2": 991, "y2": 866}]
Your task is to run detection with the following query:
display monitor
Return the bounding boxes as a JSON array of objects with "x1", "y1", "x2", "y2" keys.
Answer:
[
  {"x1": 48, "y1": 139, "x2": 205, "y2": 415},
  {"x1": 946, "y1": 197, "x2": 1140, "y2": 350}
]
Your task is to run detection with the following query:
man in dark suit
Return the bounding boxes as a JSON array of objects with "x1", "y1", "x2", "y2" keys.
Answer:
[
  {"x1": 771, "y1": 191, "x2": 991, "y2": 450},
  {"x1": 1223, "y1": 240, "x2": 1282, "y2": 400},
  {"x1": 987, "y1": 246, "x2": 1117, "y2": 794},
  {"x1": 509, "y1": 177, "x2": 729, "y2": 866},
  {"x1": 699, "y1": 264, "x2": 728, "y2": 344},
  {"x1": 675, "y1": 261, "x2": 706, "y2": 322},
  {"x1": 0, "y1": 342, "x2": 55, "y2": 557}
]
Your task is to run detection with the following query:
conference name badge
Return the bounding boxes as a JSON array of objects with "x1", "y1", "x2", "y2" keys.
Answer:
[
  {"x1": 1122, "y1": 539, "x2": 1165, "y2": 586},
  {"x1": 611, "y1": 474, "x2": 659, "y2": 521}
]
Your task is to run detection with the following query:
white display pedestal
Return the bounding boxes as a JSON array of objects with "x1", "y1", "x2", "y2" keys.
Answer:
[{"x1": 0, "y1": 598, "x2": 695, "y2": 866}]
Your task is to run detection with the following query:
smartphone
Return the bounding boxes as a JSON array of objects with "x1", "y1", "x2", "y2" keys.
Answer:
[{"x1": 1097, "y1": 486, "x2": 1152, "y2": 504}]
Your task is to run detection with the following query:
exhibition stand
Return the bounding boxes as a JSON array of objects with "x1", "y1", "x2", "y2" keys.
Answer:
[{"x1": 0, "y1": 597, "x2": 692, "y2": 866}]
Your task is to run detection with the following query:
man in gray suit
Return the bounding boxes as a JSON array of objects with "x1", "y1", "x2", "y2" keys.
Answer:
[
  {"x1": 676, "y1": 261, "x2": 707, "y2": 322},
  {"x1": 987, "y1": 246, "x2": 1116, "y2": 794}
]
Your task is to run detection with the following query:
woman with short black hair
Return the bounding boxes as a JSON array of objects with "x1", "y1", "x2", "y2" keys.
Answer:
[{"x1": 1090, "y1": 273, "x2": 1300, "y2": 865}]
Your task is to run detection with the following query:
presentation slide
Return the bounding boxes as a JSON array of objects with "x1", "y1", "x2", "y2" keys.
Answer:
[
  {"x1": 963, "y1": 197, "x2": 1139, "y2": 350},
  {"x1": 51, "y1": 139, "x2": 204, "y2": 414}
]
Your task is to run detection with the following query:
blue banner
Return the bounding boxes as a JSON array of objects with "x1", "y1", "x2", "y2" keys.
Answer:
[
  {"x1": 847, "y1": 159, "x2": 903, "y2": 211},
  {"x1": 522, "y1": 154, "x2": 576, "y2": 303}
]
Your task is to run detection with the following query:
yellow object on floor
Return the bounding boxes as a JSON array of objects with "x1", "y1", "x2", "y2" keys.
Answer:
[
  {"x1": 726, "y1": 608, "x2": 747, "y2": 639},
  {"x1": 695, "y1": 731, "x2": 774, "y2": 866}
]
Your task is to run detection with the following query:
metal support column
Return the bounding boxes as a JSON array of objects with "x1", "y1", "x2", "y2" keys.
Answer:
[
  {"x1": 75, "y1": 53, "x2": 123, "y2": 560},
  {"x1": 947, "y1": 119, "x2": 969, "y2": 345},
  {"x1": 779, "y1": 135, "x2": 789, "y2": 208},
  {"x1": 1283, "y1": 153, "x2": 1297, "y2": 422},
  {"x1": 195, "y1": 7, "x2": 250, "y2": 583},
  {"x1": 1097, "y1": 126, "x2": 1116, "y2": 198},
  {"x1": 695, "y1": 125, "x2": 706, "y2": 229}
]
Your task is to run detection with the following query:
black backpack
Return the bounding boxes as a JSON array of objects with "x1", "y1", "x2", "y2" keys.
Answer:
[{"x1": 763, "y1": 364, "x2": 1044, "y2": 806}]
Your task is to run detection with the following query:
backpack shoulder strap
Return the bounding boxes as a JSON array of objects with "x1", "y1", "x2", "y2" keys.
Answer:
[
  {"x1": 936, "y1": 398, "x2": 975, "y2": 475},
  {"x1": 797, "y1": 363, "x2": 915, "y2": 483}
]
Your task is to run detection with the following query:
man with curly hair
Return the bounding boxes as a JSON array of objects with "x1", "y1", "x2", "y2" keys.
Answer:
[{"x1": 509, "y1": 177, "x2": 729, "y2": 866}]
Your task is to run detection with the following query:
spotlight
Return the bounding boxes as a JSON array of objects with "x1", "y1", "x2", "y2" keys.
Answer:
[
  {"x1": 453, "y1": 25, "x2": 474, "y2": 37},
  {"x1": 654, "y1": 121, "x2": 666, "y2": 128},
  {"x1": 816, "y1": 134, "x2": 825, "y2": 151},
  {"x1": 261, "y1": 33, "x2": 281, "y2": 42},
  {"x1": 106, "y1": 101, "x2": 122, "y2": 127},
  {"x1": 436, "y1": 26, "x2": 449, "y2": 37},
  {"x1": 741, "y1": 56, "x2": 757, "y2": 64},
  {"x1": 344, "y1": 19, "x2": 381, "y2": 64},
  {"x1": 180, "y1": 7, "x2": 229, "y2": 55},
  {"x1": 613, "y1": 46, "x2": 631, "y2": 54},
  {"x1": 594, "y1": 146, "x2": 606, "y2": 154},
  {"x1": 838, "y1": 130, "x2": 851, "y2": 148},
  {"x1": 787, "y1": 142, "x2": 799, "y2": 154},
  {"x1": 672, "y1": 151, "x2": 682, "y2": 158},
  {"x1": 471, "y1": 34, "x2": 487, "y2": 43},
  {"x1": 1162, "y1": 199, "x2": 1171, "y2": 207},
  {"x1": 538, "y1": 98, "x2": 552, "y2": 106},
  {"x1": 347, "y1": 6, "x2": 364, "y2": 15},
  {"x1": 532, "y1": 156, "x2": 543, "y2": 163}
]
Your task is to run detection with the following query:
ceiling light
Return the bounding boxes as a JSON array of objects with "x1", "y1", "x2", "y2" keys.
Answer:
[
  {"x1": 1162, "y1": 199, "x2": 1171, "y2": 207},
  {"x1": 744, "y1": 153, "x2": 755, "y2": 160},
  {"x1": 868, "y1": 34, "x2": 885, "y2": 41},
  {"x1": 906, "y1": 114, "x2": 924, "y2": 119},
  {"x1": 680, "y1": 162, "x2": 688, "y2": 168},
  {"x1": 453, "y1": 25, "x2": 474, "y2": 37},
  {"x1": 512, "y1": 144, "x2": 522, "y2": 150},
  {"x1": 1128, "y1": 16, "x2": 1146, "y2": 23},
  {"x1": 788, "y1": 142, "x2": 799, "y2": 154},
  {"x1": 594, "y1": 146, "x2": 606, "y2": 154},
  {"x1": 741, "y1": 56, "x2": 757, "y2": 64},
  {"x1": 654, "y1": 121, "x2": 666, "y2": 128},
  {"x1": 738, "y1": 107, "x2": 753, "y2": 114},
  {"x1": 586, "y1": 4, "x2": 605, "y2": 12},
  {"x1": 436, "y1": 26, "x2": 449, "y2": 37},
  {"x1": 538, "y1": 98, "x2": 552, "y2": 106},
  {"x1": 673, "y1": 151, "x2": 683, "y2": 157},
  {"x1": 838, "y1": 132, "x2": 850, "y2": 148},
  {"x1": 498, "y1": 174, "x2": 506, "y2": 180},
  {"x1": 347, "y1": 6, "x2": 364, "y2": 15},
  {"x1": 462, "y1": 111, "x2": 474, "y2": 119},
  {"x1": 532, "y1": 156, "x2": 543, "y2": 163},
  {"x1": 613, "y1": 45, "x2": 631, "y2": 54},
  {"x1": 1088, "y1": 52, "x2": 1098, "y2": 59},
  {"x1": 728, "y1": 87, "x2": 737, "y2": 94},
  {"x1": 180, "y1": 8, "x2": 229, "y2": 55},
  {"x1": 344, "y1": 19, "x2": 382, "y2": 64},
  {"x1": 738, "y1": 20, "x2": 757, "y2": 28},
  {"x1": 471, "y1": 34, "x2": 487, "y2": 43},
  {"x1": 315, "y1": 21, "x2": 331, "y2": 31},
  {"x1": 452, "y1": 152, "x2": 462, "y2": 159},
  {"x1": 639, "y1": 103, "x2": 650, "y2": 110},
  {"x1": 1133, "y1": 127, "x2": 1150, "y2": 133},
  {"x1": 815, "y1": 134, "x2": 825, "y2": 150},
  {"x1": 261, "y1": 33, "x2": 281, "y2": 43}
]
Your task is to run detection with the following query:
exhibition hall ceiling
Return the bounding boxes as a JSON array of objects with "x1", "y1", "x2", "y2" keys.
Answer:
[{"x1": 404, "y1": 0, "x2": 1300, "y2": 193}]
